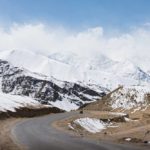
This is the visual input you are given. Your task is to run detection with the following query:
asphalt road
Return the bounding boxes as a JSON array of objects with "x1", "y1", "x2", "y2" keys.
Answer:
[{"x1": 12, "y1": 112, "x2": 144, "y2": 150}]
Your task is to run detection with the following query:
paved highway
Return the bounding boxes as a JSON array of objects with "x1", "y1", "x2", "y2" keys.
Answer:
[{"x1": 12, "y1": 112, "x2": 143, "y2": 150}]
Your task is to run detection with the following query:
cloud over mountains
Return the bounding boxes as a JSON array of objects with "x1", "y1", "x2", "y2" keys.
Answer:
[{"x1": 0, "y1": 23, "x2": 150, "y2": 62}]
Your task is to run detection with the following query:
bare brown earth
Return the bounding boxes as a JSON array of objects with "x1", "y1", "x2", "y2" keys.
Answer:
[{"x1": 54, "y1": 109, "x2": 150, "y2": 149}]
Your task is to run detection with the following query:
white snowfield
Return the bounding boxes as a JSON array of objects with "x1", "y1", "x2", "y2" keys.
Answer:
[
  {"x1": 0, "y1": 92, "x2": 50, "y2": 112},
  {"x1": 74, "y1": 117, "x2": 109, "y2": 133}
]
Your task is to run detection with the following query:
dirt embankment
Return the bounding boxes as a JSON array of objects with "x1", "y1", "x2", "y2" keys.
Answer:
[
  {"x1": 0, "y1": 118, "x2": 23, "y2": 150},
  {"x1": 0, "y1": 106, "x2": 64, "y2": 120}
]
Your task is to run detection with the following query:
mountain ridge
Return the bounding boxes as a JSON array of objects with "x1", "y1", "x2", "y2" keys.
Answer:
[{"x1": 0, "y1": 49, "x2": 150, "y2": 89}]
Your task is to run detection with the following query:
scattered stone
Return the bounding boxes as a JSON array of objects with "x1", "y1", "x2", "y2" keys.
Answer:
[
  {"x1": 80, "y1": 110, "x2": 83, "y2": 114},
  {"x1": 143, "y1": 141, "x2": 148, "y2": 144}
]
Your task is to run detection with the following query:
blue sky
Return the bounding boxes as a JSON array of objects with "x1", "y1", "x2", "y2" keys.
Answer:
[
  {"x1": 0, "y1": 0, "x2": 150, "y2": 31},
  {"x1": 0, "y1": 0, "x2": 150, "y2": 63}
]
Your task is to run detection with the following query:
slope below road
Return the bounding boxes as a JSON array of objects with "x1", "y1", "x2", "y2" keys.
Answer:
[{"x1": 11, "y1": 112, "x2": 145, "y2": 150}]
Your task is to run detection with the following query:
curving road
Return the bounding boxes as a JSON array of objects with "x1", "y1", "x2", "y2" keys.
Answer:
[{"x1": 12, "y1": 112, "x2": 144, "y2": 150}]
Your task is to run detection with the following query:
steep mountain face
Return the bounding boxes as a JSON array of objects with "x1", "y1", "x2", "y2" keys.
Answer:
[
  {"x1": 1, "y1": 49, "x2": 150, "y2": 112},
  {"x1": 0, "y1": 59, "x2": 107, "y2": 111}
]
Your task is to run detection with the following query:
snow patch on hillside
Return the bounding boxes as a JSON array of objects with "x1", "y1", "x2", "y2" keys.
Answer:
[
  {"x1": 74, "y1": 118, "x2": 109, "y2": 133},
  {"x1": 0, "y1": 92, "x2": 49, "y2": 112}
]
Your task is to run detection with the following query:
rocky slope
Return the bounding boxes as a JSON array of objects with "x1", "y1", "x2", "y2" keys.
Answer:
[
  {"x1": 82, "y1": 86, "x2": 150, "y2": 112},
  {"x1": 0, "y1": 59, "x2": 108, "y2": 111}
]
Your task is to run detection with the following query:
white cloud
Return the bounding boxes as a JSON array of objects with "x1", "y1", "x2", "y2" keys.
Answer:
[{"x1": 0, "y1": 23, "x2": 150, "y2": 61}]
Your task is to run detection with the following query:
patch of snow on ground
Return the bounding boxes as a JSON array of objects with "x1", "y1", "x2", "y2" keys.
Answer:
[
  {"x1": 109, "y1": 112, "x2": 127, "y2": 116},
  {"x1": 125, "y1": 138, "x2": 132, "y2": 141},
  {"x1": 124, "y1": 117, "x2": 138, "y2": 122},
  {"x1": 74, "y1": 117, "x2": 109, "y2": 133},
  {"x1": 131, "y1": 107, "x2": 141, "y2": 113},
  {"x1": 108, "y1": 125, "x2": 119, "y2": 128}
]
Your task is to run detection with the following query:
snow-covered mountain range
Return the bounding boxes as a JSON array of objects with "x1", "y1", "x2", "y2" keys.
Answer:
[
  {"x1": 0, "y1": 49, "x2": 150, "y2": 112},
  {"x1": 0, "y1": 59, "x2": 107, "y2": 111},
  {"x1": 0, "y1": 49, "x2": 150, "y2": 89}
]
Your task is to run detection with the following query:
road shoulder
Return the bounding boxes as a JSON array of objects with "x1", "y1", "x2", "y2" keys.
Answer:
[{"x1": 0, "y1": 118, "x2": 24, "y2": 150}]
